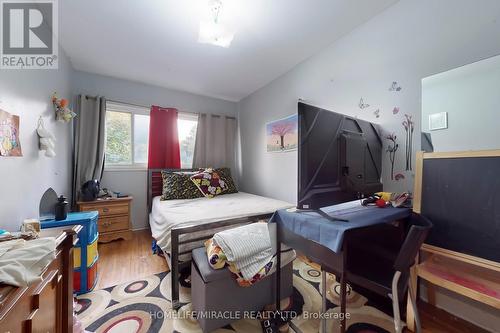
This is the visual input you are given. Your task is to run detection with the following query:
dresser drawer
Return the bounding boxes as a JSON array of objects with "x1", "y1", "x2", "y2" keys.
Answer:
[
  {"x1": 98, "y1": 215, "x2": 129, "y2": 233},
  {"x1": 77, "y1": 198, "x2": 132, "y2": 243},
  {"x1": 81, "y1": 203, "x2": 129, "y2": 217},
  {"x1": 27, "y1": 269, "x2": 62, "y2": 333}
]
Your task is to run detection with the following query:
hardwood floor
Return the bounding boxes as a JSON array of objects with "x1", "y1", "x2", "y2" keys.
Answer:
[
  {"x1": 96, "y1": 231, "x2": 486, "y2": 333},
  {"x1": 95, "y1": 229, "x2": 168, "y2": 289}
]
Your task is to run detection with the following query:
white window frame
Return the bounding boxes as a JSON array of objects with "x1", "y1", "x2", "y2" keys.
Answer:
[{"x1": 104, "y1": 101, "x2": 150, "y2": 171}]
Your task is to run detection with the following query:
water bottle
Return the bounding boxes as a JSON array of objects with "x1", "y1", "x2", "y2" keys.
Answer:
[{"x1": 55, "y1": 195, "x2": 68, "y2": 221}]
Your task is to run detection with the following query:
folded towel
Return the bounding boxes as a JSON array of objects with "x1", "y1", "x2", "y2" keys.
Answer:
[
  {"x1": 213, "y1": 223, "x2": 273, "y2": 280},
  {"x1": 0, "y1": 237, "x2": 56, "y2": 287}
]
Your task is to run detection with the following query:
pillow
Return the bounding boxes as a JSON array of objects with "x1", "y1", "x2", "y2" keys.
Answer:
[
  {"x1": 214, "y1": 167, "x2": 238, "y2": 194},
  {"x1": 190, "y1": 168, "x2": 228, "y2": 198},
  {"x1": 160, "y1": 171, "x2": 204, "y2": 200}
]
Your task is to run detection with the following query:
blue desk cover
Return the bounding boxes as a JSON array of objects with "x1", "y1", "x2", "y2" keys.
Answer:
[
  {"x1": 270, "y1": 201, "x2": 412, "y2": 253},
  {"x1": 41, "y1": 211, "x2": 99, "y2": 227}
]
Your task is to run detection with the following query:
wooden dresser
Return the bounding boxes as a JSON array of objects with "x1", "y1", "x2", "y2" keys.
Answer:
[
  {"x1": 77, "y1": 197, "x2": 133, "y2": 243},
  {"x1": 0, "y1": 226, "x2": 81, "y2": 333}
]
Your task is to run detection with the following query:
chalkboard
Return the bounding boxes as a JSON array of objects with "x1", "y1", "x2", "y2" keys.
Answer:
[{"x1": 421, "y1": 157, "x2": 500, "y2": 263}]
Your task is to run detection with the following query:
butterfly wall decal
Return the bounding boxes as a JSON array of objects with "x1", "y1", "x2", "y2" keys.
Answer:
[
  {"x1": 392, "y1": 106, "x2": 400, "y2": 115},
  {"x1": 374, "y1": 109, "x2": 380, "y2": 118},
  {"x1": 358, "y1": 98, "x2": 370, "y2": 109},
  {"x1": 389, "y1": 81, "x2": 402, "y2": 92}
]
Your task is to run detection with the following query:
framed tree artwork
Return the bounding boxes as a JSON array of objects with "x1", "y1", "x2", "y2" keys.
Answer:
[{"x1": 266, "y1": 114, "x2": 298, "y2": 152}]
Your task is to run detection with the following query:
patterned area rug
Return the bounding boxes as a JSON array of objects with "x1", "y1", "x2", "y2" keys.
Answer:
[{"x1": 76, "y1": 259, "x2": 398, "y2": 333}]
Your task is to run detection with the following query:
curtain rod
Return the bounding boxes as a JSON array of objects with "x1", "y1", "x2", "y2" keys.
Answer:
[{"x1": 84, "y1": 95, "x2": 236, "y2": 120}]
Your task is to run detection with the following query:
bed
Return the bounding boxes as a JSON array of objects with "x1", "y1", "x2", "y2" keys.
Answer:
[{"x1": 147, "y1": 169, "x2": 294, "y2": 309}]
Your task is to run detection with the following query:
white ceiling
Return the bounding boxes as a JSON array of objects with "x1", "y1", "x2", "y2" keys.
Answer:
[{"x1": 60, "y1": 0, "x2": 397, "y2": 102}]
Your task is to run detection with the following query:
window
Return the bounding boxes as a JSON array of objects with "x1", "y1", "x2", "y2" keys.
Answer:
[
  {"x1": 105, "y1": 102, "x2": 150, "y2": 168},
  {"x1": 105, "y1": 110, "x2": 133, "y2": 165},
  {"x1": 178, "y1": 113, "x2": 198, "y2": 169},
  {"x1": 134, "y1": 114, "x2": 150, "y2": 164},
  {"x1": 104, "y1": 101, "x2": 198, "y2": 169}
]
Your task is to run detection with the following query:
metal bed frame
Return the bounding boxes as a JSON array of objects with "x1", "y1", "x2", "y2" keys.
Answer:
[{"x1": 147, "y1": 168, "x2": 273, "y2": 310}]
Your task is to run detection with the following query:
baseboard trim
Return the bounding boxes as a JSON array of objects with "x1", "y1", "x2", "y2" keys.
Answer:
[{"x1": 131, "y1": 227, "x2": 150, "y2": 232}]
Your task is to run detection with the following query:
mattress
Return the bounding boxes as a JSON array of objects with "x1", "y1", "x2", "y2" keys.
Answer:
[{"x1": 149, "y1": 192, "x2": 294, "y2": 258}]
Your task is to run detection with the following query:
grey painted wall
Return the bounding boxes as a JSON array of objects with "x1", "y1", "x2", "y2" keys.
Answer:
[
  {"x1": 237, "y1": 0, "x2": 500, "y2": 329},
  {"x1": 422, "y1": 54, "x2": 500, "y2": 152},
  {"x1": 72, "y1": 71, "x2": 237, "y2": 230},
  {"x1": 0, "y1": 51, "x2": 74, "y2": 231},
  {"x1": 72, "y1": 71, "x2": 237, "y2": 117}
]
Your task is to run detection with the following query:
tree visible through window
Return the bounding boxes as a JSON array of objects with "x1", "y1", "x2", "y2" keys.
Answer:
[
  {"x1": 105, "y1": 111, "x2": 132, "y2": 164},
  {"x1": 105, "y1": 102, "x2": 150, "y2": 167}
]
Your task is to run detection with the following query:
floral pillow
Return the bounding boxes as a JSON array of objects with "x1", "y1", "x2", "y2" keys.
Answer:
[{"x1": 190, "y1": 168, "x2": 228, "y2": 198}]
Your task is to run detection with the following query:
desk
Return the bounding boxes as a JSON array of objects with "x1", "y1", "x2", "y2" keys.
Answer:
[
  {"x1": 0, "y1": 226, "x2": 81, "y2": 333},
  {"x1": 271, "y1": 202, "x2": 411, "y2": 333}
]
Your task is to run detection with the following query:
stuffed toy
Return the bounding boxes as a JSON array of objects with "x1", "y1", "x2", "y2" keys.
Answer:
[
  {"x1": 52, "y1": 93, "x2": 76, "y2": 122},
  {"x1": 37, "y1": 117, "x2": 56, "y2": 157}
]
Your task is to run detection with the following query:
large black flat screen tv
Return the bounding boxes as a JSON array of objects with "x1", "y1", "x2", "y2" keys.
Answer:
[{"x1": 298, "y1": 102, "x2": 383, "y2": 209}]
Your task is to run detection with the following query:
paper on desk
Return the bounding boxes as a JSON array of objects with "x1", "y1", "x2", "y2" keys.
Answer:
[{"x1": 321, "y1": 200, "x2": 366, "y2": 216}]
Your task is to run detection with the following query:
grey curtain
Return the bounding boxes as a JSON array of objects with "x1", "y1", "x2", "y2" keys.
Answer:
[
  {"x1": 193, "y1": 114, "x2": 237, "y2": 169},
  {"x1": 72, "y1": 95, "x2": 106, "y2": 205}
]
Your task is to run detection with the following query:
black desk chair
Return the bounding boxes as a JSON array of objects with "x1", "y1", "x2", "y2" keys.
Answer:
[{"x1": 346, "y1": 212, "x2": 432, "y2": 333}]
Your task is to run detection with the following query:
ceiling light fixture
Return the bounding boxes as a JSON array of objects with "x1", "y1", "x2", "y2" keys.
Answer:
[{"x1": 198, "y1": 0, "x2": 235, "y2": 48}]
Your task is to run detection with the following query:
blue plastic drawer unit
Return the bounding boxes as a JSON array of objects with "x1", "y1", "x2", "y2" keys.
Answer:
[{"x1": 41, "y1": 211, "x2": 99, "y2": 295}]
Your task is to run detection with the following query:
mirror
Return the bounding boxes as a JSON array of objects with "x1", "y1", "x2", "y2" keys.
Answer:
[{"x1": 421, "y1": 54, "x2": 500, "y2": 152}]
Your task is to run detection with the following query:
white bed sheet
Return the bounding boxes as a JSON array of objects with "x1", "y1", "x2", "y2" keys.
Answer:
[{"x1": 149, "y1": 192, "x2": 294, "y2": 255}]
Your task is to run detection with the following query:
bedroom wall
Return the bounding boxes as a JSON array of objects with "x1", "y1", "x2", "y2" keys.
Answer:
[
  {"x1": 0, "y1": 52, "x2": 74, "y2": 231},
  {"x1": 422, "y1": 54, "x2": 500, "y2": 152},
  {"x1": 236, "y1": 0, "x2": 500, "y2": 330},
  {"x1": 72, "y1": 71, "x2": 238, "y2": 229},
  {"x1": 238, "y1": 0, "x2": 500, "y2": 206}
]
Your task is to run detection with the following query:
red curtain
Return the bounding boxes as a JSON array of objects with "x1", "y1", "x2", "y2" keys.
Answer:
[{"x1": 148, "y1": 106, "x2": 181, "y2": 169}]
